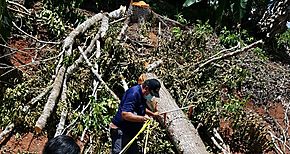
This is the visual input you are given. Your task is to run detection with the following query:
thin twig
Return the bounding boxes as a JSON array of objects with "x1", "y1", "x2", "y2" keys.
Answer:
[
  {"x1": 7, "y1": 7, "x2": 31, "y2": 16},
  {"x1": 146, "y1": 59, "x2": 163, "y2": 72},
  {"x1": 120, "y1": 74, "x2": 129, "y2": 91},
  {"x1": 78, "y1": 46, "x2": 120, "y2": 102},
  {"x1": 7, "y1": 1, "x2": 30, "y2": 13},
  {"x1": 0, "y1": 44, "x2": 62, "y2": 69},
  {"x1": 12, "y1": 22, "x2": 60, "y2": 45},
  {"x1": 64, "y1": 103, "x2": 90, "y2": 135},
  {"x1": 158, "y1": 105, "x2": 195, "y2": 115},
  {"x1": 152, "y1": 11, "x2": 187, "y2": 28},
  {"x1": 268, "y1": 131, "x2": 287, "y2": 154},
  {"x1": 0, "y1": 43, "x2": 34, "y2": 59},
  {"x1": 186, "y1": 40, "x2": 263, "y2": 81},
  {"x1": 22, "y1": 81, "x2": 53, "y2": 112},
  {"x1": 110, "y1": 17, "x2": 126, "y2": 24}
]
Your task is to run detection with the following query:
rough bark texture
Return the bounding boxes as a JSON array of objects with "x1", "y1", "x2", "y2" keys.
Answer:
[
  {"x1": 35, "y1": 66, "x2": 66, "y2": 133},
  {"x1": 258, "y1": 0, "x2": 290, "y2": 38},
  {"x1": 144, "y1": 73, "x2": 208, "y2": 154}
]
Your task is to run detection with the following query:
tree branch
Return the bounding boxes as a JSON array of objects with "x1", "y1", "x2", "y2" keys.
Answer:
[
  {"x1": 0, "y1": 123, "x2": 14, "y2": 141},
  {"x1": 78, "y1": 46, "x2": 120, "y2": 102},
  {"x1": 193, "y1": 40, "x2": 263, "y2": 74}
]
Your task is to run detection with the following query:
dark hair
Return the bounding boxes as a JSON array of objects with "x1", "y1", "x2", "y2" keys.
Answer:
[{"x1": 43, "y1": 135, "x2": 80, "y2": 154}]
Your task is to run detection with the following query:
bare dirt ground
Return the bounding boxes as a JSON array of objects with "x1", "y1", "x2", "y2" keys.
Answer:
[
  {"x1": 0, "y1": 38, "x2": 86, "y2": 153},
  {"x1": 0, "y1": 132, "x2": 47, "y2": 153}
]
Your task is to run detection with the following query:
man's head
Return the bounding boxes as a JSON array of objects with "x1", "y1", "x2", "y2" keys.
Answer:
[
  {"x1": 43, "y1": 135, "x2": 80, "y2": 154},
  {"x1": 142, "y1": 79, "x2": 161, "y2": 101}
]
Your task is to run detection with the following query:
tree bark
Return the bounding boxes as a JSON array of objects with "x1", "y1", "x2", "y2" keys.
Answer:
[
  {"x1": 258, "y1": 0, "x2": 290, "y2": 38},
  {"x1": 144, "y1": 73, "x2": 208, "y2": 154}
]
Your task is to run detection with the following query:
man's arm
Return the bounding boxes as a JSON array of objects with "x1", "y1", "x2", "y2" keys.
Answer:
[
  {"x1": 122, "y1": 111, "x2": 149, "y2": 123},
  {"x1": 145, "y1": 108, "x2": 159, "y2": 117}
]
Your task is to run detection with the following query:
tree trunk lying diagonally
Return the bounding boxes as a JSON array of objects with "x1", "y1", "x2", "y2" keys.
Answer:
[{"x1": 144, "y1": 73, "x2": 208, "y2": 154}]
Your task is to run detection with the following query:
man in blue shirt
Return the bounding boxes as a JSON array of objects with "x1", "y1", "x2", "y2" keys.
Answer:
[{"x1": 110, "y1": 79, "x2": 161, "y2": 154}]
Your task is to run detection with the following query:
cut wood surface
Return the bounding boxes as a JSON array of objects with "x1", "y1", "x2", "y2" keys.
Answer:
[{"x1": 144, "y1": 73, "x2": 208, "y2": 154}]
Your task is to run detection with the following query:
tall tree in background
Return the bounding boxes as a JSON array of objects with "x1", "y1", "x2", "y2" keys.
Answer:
[
  {"x1": 182, "y1": 0, "x2": 271, "y2": 29},
  {"x1": 0, "y1": 0, "x2": 11, "y2": 68},
  {"x1": 258, "y1": 0, "x2": 289, "y2": 38},
  {"x1": 0, "y1": 0, "x2": 12, "y2": 98},
  {"x1": 0, "y1": 0, "x2": 11, "y2": 44}
]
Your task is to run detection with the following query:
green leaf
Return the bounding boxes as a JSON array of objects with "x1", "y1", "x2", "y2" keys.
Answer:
[{"x1": 183, "y1": 0, "x2": 202, "y2": 7}]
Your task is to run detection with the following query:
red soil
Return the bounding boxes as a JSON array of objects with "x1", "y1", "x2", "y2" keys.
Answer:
[
  {"x1": 1, "y1": 132, "x2": 47, "y2": 153},
  {"x1": 1, "y1": 38, "x2": 87, "y2": 153},
  {"x1": 9, "y1": 38, "x2": 38, "y2": 74}
]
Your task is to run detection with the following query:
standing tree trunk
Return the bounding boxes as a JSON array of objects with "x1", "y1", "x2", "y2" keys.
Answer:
[
  {"x1": 144, "y1": 73, "x2": 208, "y2": 154},
  {"x1": 258, "y1": 0, "x2": 290, "y2": 38}
]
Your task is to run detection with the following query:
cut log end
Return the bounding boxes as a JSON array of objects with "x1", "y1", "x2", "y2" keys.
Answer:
[
  {"x1": 130, "y1": 2, "x2": 151, "y2": 23},
  {"x1": 35, "y1": 126, "x2": 42, "y2": 134}
]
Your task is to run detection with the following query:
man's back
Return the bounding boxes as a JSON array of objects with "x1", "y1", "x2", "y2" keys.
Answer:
[{"x1": 112, "y1": 84, "x2": 146, "y2": 134}]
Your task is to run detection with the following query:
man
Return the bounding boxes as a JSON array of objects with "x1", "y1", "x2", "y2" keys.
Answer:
[
  {"x1": 43, "y1": 135, "x2": 80, "y2": 154},
  {"x1": 110, "y1": 79, "x2": 161, "y2": 154}
]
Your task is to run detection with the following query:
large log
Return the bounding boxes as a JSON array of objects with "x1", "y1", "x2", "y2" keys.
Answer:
[{"x1": 144, "y1": 73, "x2": 208, "y2": 154}]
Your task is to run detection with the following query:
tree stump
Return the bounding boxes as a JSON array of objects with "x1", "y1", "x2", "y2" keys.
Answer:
[{"x1": 130, "y1": 1, "x2": 151, "y2": 23}]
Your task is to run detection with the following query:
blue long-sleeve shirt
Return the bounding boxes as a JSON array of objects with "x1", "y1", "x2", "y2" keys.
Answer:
[{"x1": 112, "y1": 84, "x2": 147, "y2": 135}]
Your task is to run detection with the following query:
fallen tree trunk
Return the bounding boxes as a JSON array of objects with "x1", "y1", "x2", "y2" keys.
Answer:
[{"x1": 144, "y1": 73, "x2": 208, "y2": 154}]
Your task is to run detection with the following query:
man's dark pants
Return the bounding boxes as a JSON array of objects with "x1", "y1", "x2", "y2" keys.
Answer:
[{"x1": 110, "y1": 128, "x2": 139, "y2": 154}]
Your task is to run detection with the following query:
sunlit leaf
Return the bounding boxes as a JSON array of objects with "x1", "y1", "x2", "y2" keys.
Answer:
[{"x1": 183, "y1": 0, "x2": 202, "y2": 7}]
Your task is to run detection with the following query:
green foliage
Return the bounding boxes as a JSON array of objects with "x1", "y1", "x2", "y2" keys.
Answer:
[
  {"x1": 253, "y1": 47, "x2": 268, "y2": 61},
  {"x1": 1, "y1": 80, "x2": 37, "y2": 128},
  {"x1": 219, "y1": 27, "x2": 254, "y2": 47},
  {"x1": 175, "y1": 13, "x2": 188, "y2": 24},
  {"x1": 69, "y1": 95, "x2": 118, "y2": 152},
  {"x1": 194, "y1": 20, "x2": 213, "y2": 44},
  {"x1": 90, "y1": 97, "x2": 117, "y2": 130},
  {"x1": 222, "y1": 65, "x2": 250, "y2": 89},
  {"x1": 0, "y1": 0, "x2": 11, "y2": 43},
  {"x1": 277, "y1": 29, "x2": 290, "y2": 48},
  {"x1": 72, "y1": 97, "x2": 109, "y2": 134},
  {"x1": 37, "y1": 9, "x2": 65, "y2": 38},
  {"x1": 63, "y1": 55, "x2": 73, "y2": 66},
  {"x1": 183, "y1": 0, "x2": 249, "y2": 22},
  {"x1": 181, "y1": 0, "x2": 265, "y2": 31},
  {"x1": 140, "y1": 121, "x2": 176, "y2": 153},
  {"x1": 219, "y1": 27, "x2": 240, "y2": 47},
  {"x1": 37, "y1": 0, "x2": 88, "y2": 39},
  {"x1": 223, "y1": 98, "x2": 245, "y2": 113},
  {"x1": 44, "y1": 0, "x2": 84, "y2": 12},
  {"x1": 154, "y1": 23, "x2": 271, "y2": 152},
  {"x1": 171, "y1": 27, "x2": 182, "y2": 39}
]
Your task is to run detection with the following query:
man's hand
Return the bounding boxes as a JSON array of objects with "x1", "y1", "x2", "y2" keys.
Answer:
[
  {"x1": 152, "y1": 112, "x2": 159, "y2": 117},
  {"x1": 122, "y1": 111, "x2": 151, "y2": 123},
  {"x1": 146, "y1": 108, "x2": 159, "y2": 118},
  {"x1": 143, "y1": 115, "x2": 151, "y2": 121}
]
